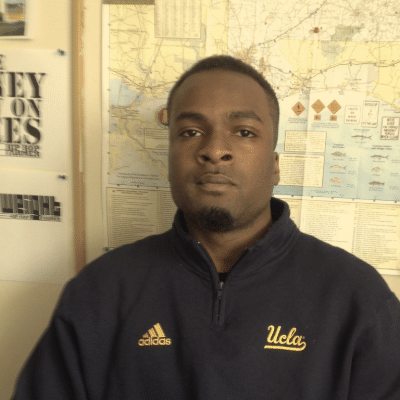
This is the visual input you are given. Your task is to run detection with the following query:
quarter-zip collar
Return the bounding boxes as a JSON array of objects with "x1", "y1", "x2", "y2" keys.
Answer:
[{"x1": 171, "y1": 197, "x2": 300, "y2": 281}]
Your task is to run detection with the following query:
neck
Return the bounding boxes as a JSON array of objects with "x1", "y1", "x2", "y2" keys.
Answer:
[{"x1": 183, "y1": 209, "x2": 274, "y2": 273}]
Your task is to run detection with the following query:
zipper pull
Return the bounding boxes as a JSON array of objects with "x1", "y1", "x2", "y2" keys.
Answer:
[{"x1": 217, "y1": 281, "x2": 224, "y2": 300}]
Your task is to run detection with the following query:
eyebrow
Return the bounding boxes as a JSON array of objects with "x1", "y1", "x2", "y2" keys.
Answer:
[
  {"x1": 227, "y1": 111, "x2": 262, "y2": 122},
  {"x1": 174, "y1": 110, "x2": 262, "y2": 123},
  {"x1": 175, "y1": 112, "x2": 207, "y2": 122}
]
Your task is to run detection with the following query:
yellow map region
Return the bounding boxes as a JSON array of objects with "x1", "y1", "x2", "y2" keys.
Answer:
[
  {"x1": 109, "y1": 1, "x2": 228, "y2": 99},
  {"x1": 106, "y1": 0, "x2": 400, "y2": 187},
  {"x1": 279, "y1": 40, "x2": 400, "y2": 111}
]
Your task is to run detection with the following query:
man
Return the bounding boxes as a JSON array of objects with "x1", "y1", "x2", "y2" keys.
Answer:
[{"x1": 14, "y1": 56, "x2": 400, "y2": 399}]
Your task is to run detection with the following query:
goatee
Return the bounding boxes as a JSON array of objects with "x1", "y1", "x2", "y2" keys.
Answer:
[{"x1": 193, "y1": 207, "x2": 235, "y2": 233}]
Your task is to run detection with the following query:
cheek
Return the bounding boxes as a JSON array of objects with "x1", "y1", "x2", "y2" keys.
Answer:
[
  {"x1": 237, "y1": 149, "x2": 273, "y2": 175},
  {"x1": 168, "y1": 146, "x2": 194, "y2": 182},
  {"x1": 250, "y1": 157, "x2": 277, "y2": 193},
  {"x1": 181, "y1": 145, "x2": 196, "y2": 164},
  {"x1": 170, "y1": 141, "x2": 193, "y2": 160},
  {"x1": 235, "y1": 148, "x2": 255, "y2": 173}
]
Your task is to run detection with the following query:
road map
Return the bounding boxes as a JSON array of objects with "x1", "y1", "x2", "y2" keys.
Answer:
[{"x1": 102, "y1": 1, "x2": 400, "y2": 271}]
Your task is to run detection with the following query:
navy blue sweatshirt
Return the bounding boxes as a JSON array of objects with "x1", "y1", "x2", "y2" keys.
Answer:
[{"x1": 13, "y1": 198, "x2": 400, "y2": 399}]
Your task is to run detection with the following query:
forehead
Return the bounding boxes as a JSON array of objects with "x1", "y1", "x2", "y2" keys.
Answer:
[{"x1": 170, "y1": 70, "x2": 271, "y2": 120}]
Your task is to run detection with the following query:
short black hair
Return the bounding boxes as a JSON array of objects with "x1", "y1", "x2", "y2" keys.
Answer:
[{"x1": 167, "y1": 55, "x2": 280, "y2": 149}]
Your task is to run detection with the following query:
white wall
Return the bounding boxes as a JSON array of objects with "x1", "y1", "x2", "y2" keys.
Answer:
[
  {"x1": 83, "y1": 1, "x2": 105, "y2": 263},
  {"x1": 0, "y1": 1, "x2": 73, "y2": 398}
]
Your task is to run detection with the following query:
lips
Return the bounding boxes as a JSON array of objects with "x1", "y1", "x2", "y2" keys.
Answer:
[{"x1": 197, "y1": 174, "x2": 235, "y2": 185}]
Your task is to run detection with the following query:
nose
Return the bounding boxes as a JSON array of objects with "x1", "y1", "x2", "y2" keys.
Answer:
[{"x1": 197, "y1": 132, "x2": 233, "y2": 164}]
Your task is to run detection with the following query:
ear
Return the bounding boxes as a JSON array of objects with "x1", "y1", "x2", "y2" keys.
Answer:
[{"x1": 273, "y1": 152, "x2": 280, "y2": 186}]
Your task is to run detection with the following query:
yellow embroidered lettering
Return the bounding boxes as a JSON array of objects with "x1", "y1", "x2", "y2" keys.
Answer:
[
  {"x1": 292, "y1": 336, "x2": 300, "y2": 346},
  {"x1": 138, "y1": 323, "x2": 172, "y2": 346},
  {"x1": 286, "y1": 328, "x2": 296, "y2": 345},
  {"x1": 278, "y1": 334, "x2": 287, "y2": 345},
  {"x1": 264, "y1": 325, "x2": 306, "y2": 352},
  {"x1": 298, "y1": 337, "x2": 306, "y2": 350},
  {"x1": 267, "y1": 325, "x2": 275, "y2": 343},
  {"x1": 272, "y1": 326, "x2": 282, "y2": 344}
]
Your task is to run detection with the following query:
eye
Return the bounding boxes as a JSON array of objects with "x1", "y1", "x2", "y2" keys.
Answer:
[
  {"x1": 236, "y1": 129, "x2": 255, "y2": 138},
  {"x1": 181, "y1": 129, "x2": 202, "y2": 137}
]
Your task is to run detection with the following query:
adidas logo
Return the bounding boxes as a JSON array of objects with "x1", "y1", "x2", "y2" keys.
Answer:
[{"x1": 138, "y1": 323, "x2": 172, "y2": 346}]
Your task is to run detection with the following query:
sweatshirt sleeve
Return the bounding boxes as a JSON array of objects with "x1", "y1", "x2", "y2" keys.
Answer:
[
  {"x1": 12, "y1": 253, "x2": 123, "y2": 400},
  {"x1": 348, "y1": 294, "x2": 400, "y2": 400},
  {"x1": 12, "y1": 314, "x2": 89, "y2": 400}
]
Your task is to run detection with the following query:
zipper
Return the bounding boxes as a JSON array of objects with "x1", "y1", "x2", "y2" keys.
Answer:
[
  {"x1": 195, "y1": 242, "x2": 227, "y2": 326},
  {"x1": 215, "y1": 281, "x2": 224, "y2": 325},
  {"x1": 217, "y1": 281, "x2": 224, "y2": 300},
  {"x1": 196, "y1": 241, "x2": 248, "y2": 326}
]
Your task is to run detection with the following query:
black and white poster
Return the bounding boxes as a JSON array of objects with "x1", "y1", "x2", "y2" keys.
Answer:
[
  {"x1": 0, "y1": 49, "x2": 71, "y2": 170},
  {"x1": 0, "y1": 169, "x2": 74, "y2": 284},
  {"x1": 0, "y1": 49, "x2": 73, "y2": 284}
]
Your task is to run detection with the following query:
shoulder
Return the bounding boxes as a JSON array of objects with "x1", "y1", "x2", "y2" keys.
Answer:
[
  {"x1": 82, "y1": 230, "x2": 174, "y2": 279},
  {"x1": 295, "y1": 229, "x2": 385, "y2": 281},
  {"x1": 54, "y1": 230, "x2": 176, "y2": 319},
  {"x1": 293, "y1": 230, "x2": 395, "y2": 311}
]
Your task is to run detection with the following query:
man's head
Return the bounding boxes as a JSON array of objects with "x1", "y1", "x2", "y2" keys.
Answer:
[
  {"x1": 167, "y1": 55, "x2": 280, "y2": 149},
  {"x1": 167, "y1": 55, "x2": 280, "y2": 234}
]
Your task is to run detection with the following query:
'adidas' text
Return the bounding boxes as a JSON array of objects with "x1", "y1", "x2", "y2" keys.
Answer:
[
  {"x1": 138, "y1": 323, "x2": 172, "y2": 346},
  {"x1": 138, "y1": 338, "x2": 171, "y2": 346}
]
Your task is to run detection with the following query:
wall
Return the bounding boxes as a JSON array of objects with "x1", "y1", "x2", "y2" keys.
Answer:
[
  {"x1": 2, "y1": 1, "x2": 400, "y2": 398},
  {"x1": 83, "y1": 1, "x2": 104, "y2": 263},
  {"x1": 0, "y1": 1, "x2": 73, "y2": 398}
]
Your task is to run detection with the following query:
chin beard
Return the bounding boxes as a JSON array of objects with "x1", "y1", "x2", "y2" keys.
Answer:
[{"x1": 192, "y1": 207, "x2": 235, "y2": 233}]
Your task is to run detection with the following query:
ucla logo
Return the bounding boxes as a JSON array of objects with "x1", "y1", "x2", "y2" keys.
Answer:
[{"x1": 264, "y1": 325, "x2": 306, "y2": 351}]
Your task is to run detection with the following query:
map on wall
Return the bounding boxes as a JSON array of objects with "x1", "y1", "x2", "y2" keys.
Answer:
[
  {"x1": 103, "y1": 1, "x2": 400, "y2": 270},
  {"x1": 104, "y1": 0, "x2": 400, "y2": 202}
]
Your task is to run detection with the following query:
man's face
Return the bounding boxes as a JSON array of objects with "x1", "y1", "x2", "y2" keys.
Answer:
[{"x1": 168, "y1": 70, "x2": 280, "y2": 231}]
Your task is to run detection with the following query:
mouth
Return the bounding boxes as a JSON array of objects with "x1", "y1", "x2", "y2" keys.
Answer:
[
  {"x1": 196, "y1": 174, "x2": 235, "y2": 194},
  {"x1": 197, "y1": 174, "x2": 235, "y2": 185}
]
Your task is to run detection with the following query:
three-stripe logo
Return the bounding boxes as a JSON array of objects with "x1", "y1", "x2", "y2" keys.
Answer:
[{"x1": 138, "y1": 323, "x2": 172, "y2": 346}]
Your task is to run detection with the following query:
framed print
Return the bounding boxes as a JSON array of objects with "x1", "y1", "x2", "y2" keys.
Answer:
[{"x1": 0, "y1": 0, "x2": 33, "y2": 39}]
